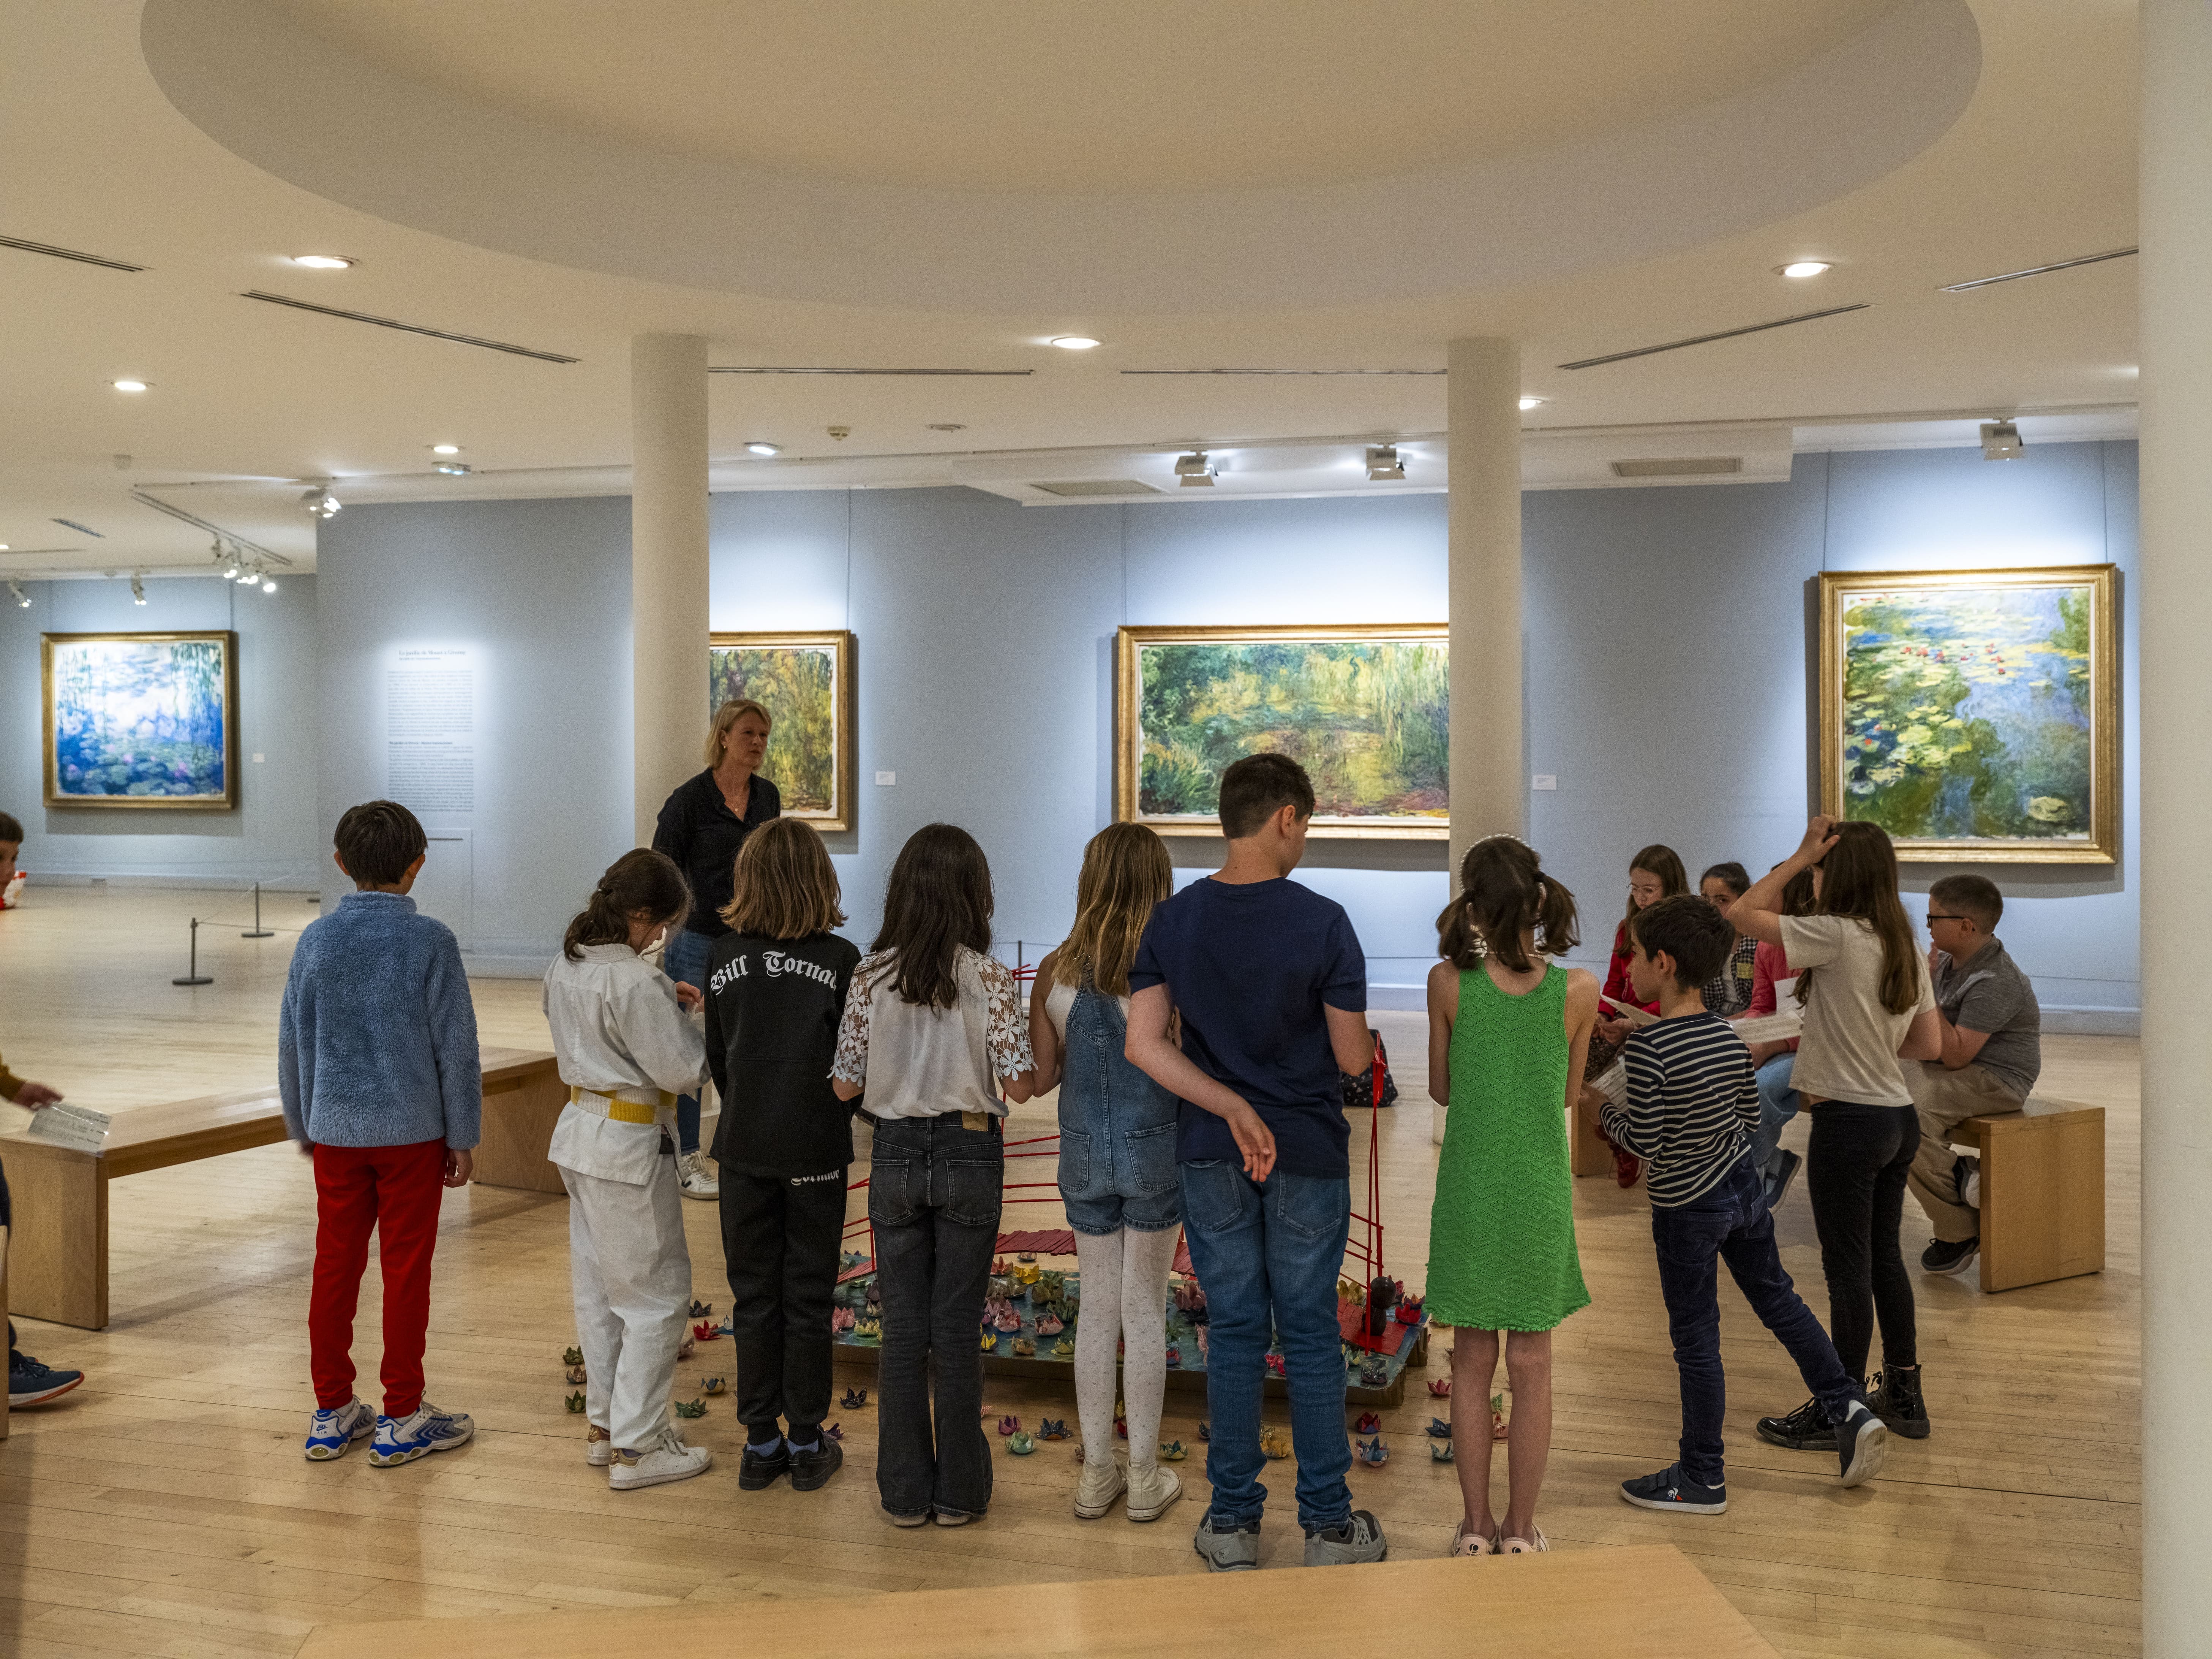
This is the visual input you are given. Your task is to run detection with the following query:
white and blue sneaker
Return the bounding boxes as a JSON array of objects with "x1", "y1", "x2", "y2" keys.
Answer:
[
  {"x1": 304, "y1": 1398, "x2": 374, "y2": 1461},
  {"x1": 368, "y1": 1401, "x2": 475, "y2": 1468}
]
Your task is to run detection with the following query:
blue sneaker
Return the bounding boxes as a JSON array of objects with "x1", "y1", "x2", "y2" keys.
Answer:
[
  {"x1": 1620, "y1": 1462, "x2": 1727, "y2": 1515},
  {"x1": 304, "y1": 1398, "x2": 374, "y2": 1460},
  {"x1": 368, "y1": 1401, "x2": 475, "y2": 1467},
  {"x1": 8, "y1": 1352, "x2": 84, "y2": 1408}
]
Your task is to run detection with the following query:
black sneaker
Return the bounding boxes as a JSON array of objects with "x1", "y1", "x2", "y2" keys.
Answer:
[
  {"x1": 1920, "y1": 1236, "x2": 1979, "y2": 1278},
  {"x1": 1755, "y1": 1397, "x2": 1837, "y2": 1451},
  {"x1": 1835, "y1": 1400, "x2": 1888, "y2": 1487},
  {"x1": 8, "y1": 1353, "x2": 84, "y2": 1408},
  {"x1": 789, "y1": 1435, "x2": 843, "y2": 1492},
  {"x1": 1869, "y1": 1366, "x2": 1932, "y2": 1440},
  {"x1": 1955, "y1": 1154, "x2": 1981, "y2": 1209},
  {"x1": 1767, "y1": 1149, "x2": 1804, "y2": 1212},
  {"x1": 738, "y1": 1439, "x2": 792, "y2": 1490},
  {"x1": 1619, "y1": 1463, "x2": 1727, "y2": 1515}
]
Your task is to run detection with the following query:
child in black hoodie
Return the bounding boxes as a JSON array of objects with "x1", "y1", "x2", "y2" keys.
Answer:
[{"x1": 705, "y1": 817, "x2": 862, "y2": 1492}]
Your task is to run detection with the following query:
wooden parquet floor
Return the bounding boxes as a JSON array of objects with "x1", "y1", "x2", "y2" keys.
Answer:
[{"x1": 0, "y1": 886, "x2": 2141, "y2": 1656}]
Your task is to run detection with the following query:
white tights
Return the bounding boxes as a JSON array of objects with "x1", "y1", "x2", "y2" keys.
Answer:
[{"x1": 1073, "y1": 1226, "x2": 1179, "y2": 1470}]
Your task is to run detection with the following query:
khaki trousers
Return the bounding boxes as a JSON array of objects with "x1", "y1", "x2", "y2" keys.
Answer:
[{"x1": 1904, "y1": 1061, "x2": 2025, "y2": 1244}]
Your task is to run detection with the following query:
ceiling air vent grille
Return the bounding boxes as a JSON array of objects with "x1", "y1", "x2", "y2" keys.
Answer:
[
  {"x1": 1561, "y1": 304, "x2": 1868, "y2": 370},
  {"x1": 238, "y1": 292, "x2": 580, "y2": 363},
  {"x1": 1609, "y1": 457, "x2": 1743, "y2": 479},
  {"x1": 1030, "y1": 479, "x2": 1164, "y2": 497},
  {"x1": 2, "y1": 233, "x2": 145, "y2": 273}
]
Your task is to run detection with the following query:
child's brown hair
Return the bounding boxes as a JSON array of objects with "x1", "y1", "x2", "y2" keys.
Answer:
[{"x1": 722, "y1": 818, "x2": 846, "y2": 940}]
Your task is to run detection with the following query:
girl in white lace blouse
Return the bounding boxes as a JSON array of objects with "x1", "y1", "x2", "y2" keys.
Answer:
[{"x1": 831, "y1": 823, "x2": 1036, "y2": 1526}]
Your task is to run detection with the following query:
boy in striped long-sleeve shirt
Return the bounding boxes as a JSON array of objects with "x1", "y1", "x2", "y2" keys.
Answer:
[{"x1": 1602, "y1": 895, "x2": 1886, "y2": 1515}]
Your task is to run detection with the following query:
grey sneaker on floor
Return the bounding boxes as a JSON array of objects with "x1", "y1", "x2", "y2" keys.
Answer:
[
  {"x1": 1304, "y1": 1509, "x2": 1388, "y2": 1566},
  {"x1": 1193, "y1": 1515, "x2": 1261, "y2": 1571}
]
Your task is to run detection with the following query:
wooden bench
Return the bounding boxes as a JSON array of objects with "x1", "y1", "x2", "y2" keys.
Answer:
[
  {"x1": 298, "y1": 1544, "x2": 1777, "y2": 1659},
  {"x1": 1945, "y1": 1095, "x2": 2105, "y2": 1294},
  {"x1": 0, "y1": 1046, "x2": 563, "y2": 1330}
]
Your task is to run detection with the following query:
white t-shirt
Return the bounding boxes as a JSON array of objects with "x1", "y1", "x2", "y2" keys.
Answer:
[
  {"x1": 1042, "y1": 975, "x2": 1131, "y2": 1038},
  {"x1": 1781, "y1": 914, "x2": 1936, "y2": 1108},
  {"x1": 831, "y1": 945, "x2": 1036, "y2": 1120}
]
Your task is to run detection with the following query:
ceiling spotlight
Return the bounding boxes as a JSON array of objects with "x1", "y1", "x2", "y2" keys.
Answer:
[
  {"x1": 262, "y1": 576, "x2": 279, "y2": 594},
  {"x1": 111, "y1": 379, "x2": 150, "y2": 393},
  {"x1": 1049, "y1": 336, "x2": 1101, "y2": 350},
  {"x1": 1777, "y1": 261, "x2": 1833, "y2": 278},
  {"x1": 433, "y1": 461, "x2": 472, "y2": 476},
  {"x1": 431, "y1": 444, "x2": 461, "y2": 456},
  {"x1": 1980, "y1": 419, "x2": 2024, "y2": 461},
  {"x1": 1174, "y1": 451, "x2": 1215, "y2": 487},
  {"x1": 1365, "y1": 445, "x2": 1406, "y2": 482},
  {"x1": 1518, "y1": 396, "x2": 1546, "y2": 411},
  {"x1": 290, "y1": 254, "x2": 357, "y2": 269},
  {"x1": 300, "y1": 486, "x2": 342, "y2": 518},
  {"x1": 130, "y1": 572, "x2": 147, "y2": 605},
  {"x1": 8, "y1": 579, "x2": 27, "y2": 608},
  {"x1": 744, "y1": 441, "x2": 782, "y2": 457}
]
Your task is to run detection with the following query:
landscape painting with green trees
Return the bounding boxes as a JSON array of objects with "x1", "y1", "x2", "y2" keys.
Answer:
[
  {"x1": 708, "y1": 632, "x2": 852, "y2": 828},
  {"x1": 1824, "y1": 567, "x2": 2116, "y2": 862},
  {"x1": 1119, "y1": 627, "x2": 1448, "y2": 836}
]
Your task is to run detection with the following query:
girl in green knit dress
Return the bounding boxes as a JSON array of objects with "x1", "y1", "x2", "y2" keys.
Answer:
[{"x1": 1425, "y1": 836, "x2": 1599, "y2": 1558}]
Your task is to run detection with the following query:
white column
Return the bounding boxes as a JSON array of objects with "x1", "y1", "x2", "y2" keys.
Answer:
[
  {"x1": 630, "y1": 333, "x2": 710, "y2": 847},
  {"x1": 2138, "y1": 2, "x2": 2212, "y2": 1650},
  {"x1": 1446, "y1": 336, "x2": 1526, "y2": 880}
]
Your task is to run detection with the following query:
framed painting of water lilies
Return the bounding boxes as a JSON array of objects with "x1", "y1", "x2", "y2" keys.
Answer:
[
  {"x1": 1114, "y1": 623, "x2": 1449, "y2": 839},
  {"x1": 1818, "y1": 567, "x2": 2117, "y2": 864},
  {"x1": 42, "y1": 631, "x2": 240, "y2": 809}
]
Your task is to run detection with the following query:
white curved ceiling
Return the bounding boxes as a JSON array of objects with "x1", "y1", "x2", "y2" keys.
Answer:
[{"x1": 143, "y1": 0, "x2": 1979, "y2": 311}]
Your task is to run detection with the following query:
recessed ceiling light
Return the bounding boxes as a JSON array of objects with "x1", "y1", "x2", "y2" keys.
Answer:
[
  {"x1": 1518, "y1": 396, "x2": 1546, "y2": 411},
  {"x1": 433, "y1": 461, "x2": 472, "y2": 476},
  {"x1": 1049, "y1": 336, "x2": 1101, "y2": 350},
  {"x1": 1777, "y1": 261, "x2": 1833, "y2": 278},
  {"x1": 745, "y1": 441, "x2": 782, "y2": 457},
  {"x1": 431, "y1": 444, "x2": 461, "y2": 455},
  {"x1": 111, "y1": 379, "x2": 149, "y2": 392},
  {"x1": 290, "y1": 254, "x2": 357, "y2": 269}
]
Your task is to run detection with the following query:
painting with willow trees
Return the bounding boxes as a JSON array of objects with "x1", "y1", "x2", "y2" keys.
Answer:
[{"x1": 708, "y1": 631, "x2": 856, "y2": 831}]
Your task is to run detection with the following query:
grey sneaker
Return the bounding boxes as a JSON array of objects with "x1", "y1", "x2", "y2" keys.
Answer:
[
  {"x1": 1193, "y1": 1514, "x2": 1261, "y2": 1571},
  {"x1": 1304, "y1": 1509, "x2": 1388, "y2": 1566}
]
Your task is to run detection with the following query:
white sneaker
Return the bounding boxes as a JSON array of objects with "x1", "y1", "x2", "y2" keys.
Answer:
[
  {"x1": 586, "y1": 1425, "x2": 613, "y2": 1467},
  {"x1": 1126, "y1": 1461, "x2": 1182, "y2": 1523},
  {"x1": 304, "y1": 1398, "x2": 374, "y2": 1460},
  {"x1": 1073, "y1": 1453, "x2": 1127, "y2": 1519},
  {"x1": 677, "y1": 1150, "x2": 720, "y2": 1200},
  {"x1": 610, "y1": 1426, "x2": 714, "y2": 1490}
]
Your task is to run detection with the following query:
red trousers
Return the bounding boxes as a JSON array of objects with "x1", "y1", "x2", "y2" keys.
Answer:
[{"x1": 310, "y1": 1138, "x2": 446, "y2": 1416}]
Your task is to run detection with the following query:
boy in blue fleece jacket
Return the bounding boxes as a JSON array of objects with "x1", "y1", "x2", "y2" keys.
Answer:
[{"x1": 280, "y1": 800, "x2": 481, "y2": 1467}]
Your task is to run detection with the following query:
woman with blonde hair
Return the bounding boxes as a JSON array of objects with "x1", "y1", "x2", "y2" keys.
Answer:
[
  {"x1": 1029, "y1": 822, "x2": 1183, "y2": 1525},
  {"x1": 650, "y1": 698, "x2": 781, "y2": 1196}
]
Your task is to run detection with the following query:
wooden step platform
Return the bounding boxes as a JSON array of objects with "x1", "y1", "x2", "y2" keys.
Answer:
[{"x1": 296, "y1": 1545, "x2": 1774, "y2": 1659}]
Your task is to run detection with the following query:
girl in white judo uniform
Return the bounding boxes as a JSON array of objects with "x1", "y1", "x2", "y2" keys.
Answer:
[{"x1": 544, "y1": 849, "x2": 714, "y2": 1490}]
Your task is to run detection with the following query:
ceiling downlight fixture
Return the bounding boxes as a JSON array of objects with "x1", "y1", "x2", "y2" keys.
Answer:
[
  {"x1": 431, "y1": 444, "x2": 461, "y2": 455},
  {"x1": 1519, "y1": 396, "x2": 1547, "y2": 411},
  {"x1": 1049, "y1": 336, "x2": 1101, "y2": 351},
  {"x1": 433, "y1": 461, "x2": 472, "y2": 476},
  {"x1": 111, "y1": 379, "x2": 149, "y2": 393},
  {"x1": 289, "y1": 254, "x2": 358, "y2": 270},
  {"x1": 744, "y1": 441, "x2": 782, "y2": 457},
  {"x1": 1777, "y1": 261, "x2": 1833, "y2": 278},
  {"x1": 1365, "y1": 446, "x2": 1406, "y2": 482},
  {"x1": 1174, "y1": 451, "x2": 1216, "y2": 488}
]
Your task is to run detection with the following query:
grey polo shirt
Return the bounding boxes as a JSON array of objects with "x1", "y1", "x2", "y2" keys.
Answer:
[{"x1": 1934, "y1": 938, "x2": 2041, "y2": 1100}]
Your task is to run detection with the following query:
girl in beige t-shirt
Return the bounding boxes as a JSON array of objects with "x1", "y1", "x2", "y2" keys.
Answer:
[{"x1": 1727, "y1": 819, "x2": 1942, "y2": 1445}]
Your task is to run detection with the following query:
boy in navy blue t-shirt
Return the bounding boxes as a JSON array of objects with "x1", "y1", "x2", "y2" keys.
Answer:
[{"x1": 1127, "y1": 754, "x2": 1384, "y2": 1571}]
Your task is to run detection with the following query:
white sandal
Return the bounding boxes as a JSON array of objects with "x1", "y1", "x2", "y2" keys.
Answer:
[
  {"x1": 1501, "y1": 1526, "x2": 1549, "y2": 1554},
  {"x1": 1450, "y1": 1519, "x2": 1497, "y2": 1557}
]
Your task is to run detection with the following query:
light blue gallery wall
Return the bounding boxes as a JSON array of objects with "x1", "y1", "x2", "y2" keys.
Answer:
[
  {"x1": 1527, "y1": 440, "x2": 2139, "y2": 1023},
  {"x1": 0, "y1": 574, "x2": 321, "y2": 888}
]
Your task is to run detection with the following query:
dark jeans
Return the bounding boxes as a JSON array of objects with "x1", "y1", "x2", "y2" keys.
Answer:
[
  {"x1": 662, "y1": 929, "x2": 713, "y2": 1153},
  {"x1": 1806, "y1": 1102, "x2": 1920, "y2": 1381},
  {"x1": 869, "y1": 1114, "x2": 1002, "y2": 1520},
  {"x1": 1651, "y1": 1155, "x2": 1861, "y2": 1488},
  {"x1": 722, "y1": 1166, "x2": 848, "y2": 1440},
  {"x1": 1180, "y1": 1160, "x2": 1353, "y2": 1533}
]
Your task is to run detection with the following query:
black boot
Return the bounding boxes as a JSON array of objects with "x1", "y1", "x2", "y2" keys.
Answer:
[{"x1": 1869, "y1": 1365, "x2": 1931, "y2": 1440}]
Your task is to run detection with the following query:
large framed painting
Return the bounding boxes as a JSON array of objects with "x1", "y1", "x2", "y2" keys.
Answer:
[
  {"x1": 42, "y1": 631, "x2": 239, "y2": 809},
  {"x1": 1818, "y1": 566, "x2": 2118, "y2": 864},
  {"x1": 1115, "y1": 623, "x2": 1448, "y2": 839},
  {"x1": 708, "y1": 630, "x2": 856, "y2": 832}
]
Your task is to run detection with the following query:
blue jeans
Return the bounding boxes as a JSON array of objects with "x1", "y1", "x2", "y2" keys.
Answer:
[
  {"x1": 1748, "y1": 1053, "x2": 1800, "y2": 1190},
  {"x1": 1180, "y1": 1160, "x2": 1352, "y2": 1533},
  {"x1": 1057, "y1": 986, "x2": 1182, "y2": 1236},
  {"x1": 662, "y1": 928, "x2": 713, "y2": 1153},
  {"x1": 1650, "y1": 1155, "x2": 1861, "y2": 1488}
]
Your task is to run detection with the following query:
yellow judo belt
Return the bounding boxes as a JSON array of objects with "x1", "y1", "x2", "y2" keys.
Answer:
[{"x1": 569, "y1": 1084, "x2": 676, "y2": 1125}]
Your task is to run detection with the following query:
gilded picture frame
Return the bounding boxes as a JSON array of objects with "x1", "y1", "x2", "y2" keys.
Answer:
[
  {"x1": 1817, "y1": 566, "x2": 2118, "y2": 864},
  {"x1": 708, "y1": 630, "x2": 857, "y2": 833},
  {"x1": 1114, "y1": 622, "x2": 1449, "y2": 840},
  {"x1": 42, "y1": 630, "x2": 240, "y2": 810}
]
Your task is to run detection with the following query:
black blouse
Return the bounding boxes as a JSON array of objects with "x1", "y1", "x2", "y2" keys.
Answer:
[{"x1": 651, "y1": 769, "x2": 782, "y2": 939}]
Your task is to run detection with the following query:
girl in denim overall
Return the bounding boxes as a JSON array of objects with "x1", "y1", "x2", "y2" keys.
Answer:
[{"x1": 1030, "y1": 823, "x2": 1183, "y2": 1525}]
